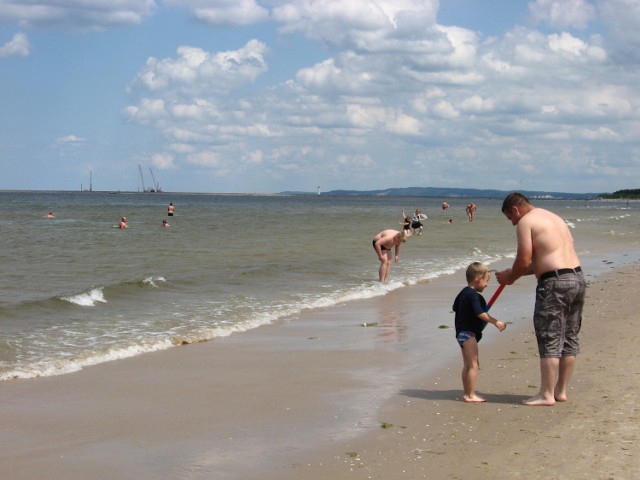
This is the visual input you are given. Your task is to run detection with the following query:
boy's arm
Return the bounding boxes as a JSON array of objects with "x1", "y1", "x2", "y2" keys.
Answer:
[{"x1": 478, "y1": 312, "x2": 506, "y2": 331}]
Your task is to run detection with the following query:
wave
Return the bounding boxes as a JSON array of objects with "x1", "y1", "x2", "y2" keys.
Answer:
[
  {"x1": 60, "y1": 288, "x2": 107, "y2": 307},
  {"x1": 58, "y1": 276, "x2": 167, "y2": 307},
  {"x1": 1, "y1": 256, "x2": 519, "y2": 381}
]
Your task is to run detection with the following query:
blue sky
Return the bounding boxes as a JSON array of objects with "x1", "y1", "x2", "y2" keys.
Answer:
[{"x1": 1, "y1": 0, "x2": 639, "y2": 194}]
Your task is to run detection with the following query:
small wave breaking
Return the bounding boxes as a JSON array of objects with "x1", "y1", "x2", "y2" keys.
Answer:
[{"x1": 60, "y1": 288, "x2": 107, "y2": 307}]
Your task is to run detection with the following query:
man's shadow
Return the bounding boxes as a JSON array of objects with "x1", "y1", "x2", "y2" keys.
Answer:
[{"x1": 401, "y1": 389, "x2": 530, "y2": 404}]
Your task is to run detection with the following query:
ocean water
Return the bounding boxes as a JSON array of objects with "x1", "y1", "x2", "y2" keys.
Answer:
[{"x1": 0, "y1": 191, "x2": 638, "y2": 380}]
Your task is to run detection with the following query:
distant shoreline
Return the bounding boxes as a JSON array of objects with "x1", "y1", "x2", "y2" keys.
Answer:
[{"x1": 2, "y1": 188, "x2": 638, "y2": 201}]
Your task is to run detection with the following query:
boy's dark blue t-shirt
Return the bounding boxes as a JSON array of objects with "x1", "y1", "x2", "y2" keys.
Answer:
[{"x1": 453, "y1": 286, "x2": 488, "y2": 341}]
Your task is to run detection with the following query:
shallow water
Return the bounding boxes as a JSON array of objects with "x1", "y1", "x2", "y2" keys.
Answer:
[{"x1": 0, "y1": 191, "x2": 638, "y2": 380}]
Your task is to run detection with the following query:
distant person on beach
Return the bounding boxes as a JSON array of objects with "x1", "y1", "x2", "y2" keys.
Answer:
[
  {"x1": 400, "y1": 211, "x2": 412, "y2": 236},
  {"x1": 442, "y1": 201, "x2": 449, "y2": 211},
  {"x1": 46, "y1": 212, "x2": 55, "y2": 218},
  {"x1": 119, "y1": 216, "x2": 128, "y2": 229},
  {"x1": 162, "y1": 219, "x2": 170, "y2": 227},
  {"x1": 466, "y1": 203, "x2": 477, "y2": 222},
  {"x1": 495, "y1": 192, "x2": 586, "y2": 406},
  {"x1": 453, "y1": 262, "x2": 507, "y2": 403},
  {"x1": 372, "y1": 229, "x2": 407, "y2": 282},
  {"x1": 409, "y1": 208, "x2": 427, "y2": 235},
  {"x1": 167, "y1": 202, "x2": 175, "y2": 216}
]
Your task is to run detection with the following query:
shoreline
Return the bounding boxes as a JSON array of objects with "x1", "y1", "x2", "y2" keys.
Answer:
[{"x1": 0, "y1": 260, "x2": 638, "y2": 479}]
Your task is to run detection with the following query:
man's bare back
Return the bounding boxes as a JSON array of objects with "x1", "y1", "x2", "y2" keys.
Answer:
[{"x1": 517, "y1": 207, "x2": 580, "y2": 278}]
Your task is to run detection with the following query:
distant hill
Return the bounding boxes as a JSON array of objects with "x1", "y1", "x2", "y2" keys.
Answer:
[
  {"x1": 281, "y1": 186, "x2": 603, "y2": 200},
  {"x1": 599, "y1": 189, "x2": 640, "y2": 199}
]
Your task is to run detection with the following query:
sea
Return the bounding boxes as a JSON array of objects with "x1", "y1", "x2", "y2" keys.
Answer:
[{"x1": 1, "y1": 190, "x2": 638, "y2": 381}]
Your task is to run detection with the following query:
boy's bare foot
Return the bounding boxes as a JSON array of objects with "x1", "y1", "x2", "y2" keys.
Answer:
[
  {"x1": 463, "y1": 394, "x2": 486, "y2": 403},
  {"x1": 554, "y1": 390, "x2": 568, "y2": 402},
  {"x1": 522, "y1": 394, "x2": 555, "y2": 406}
]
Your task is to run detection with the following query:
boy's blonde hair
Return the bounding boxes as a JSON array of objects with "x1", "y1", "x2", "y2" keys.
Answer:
[{"x1": 466, "y1": 262, "x2": 489, "y2": 283}]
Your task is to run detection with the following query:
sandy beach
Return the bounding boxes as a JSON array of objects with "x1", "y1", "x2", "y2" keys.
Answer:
[
  {"x1": 284, "y1": 263, "x2": 640, "y2": 480},
  {"x1": 0, "y1": 262, "x2": 638, "y2": 479}
]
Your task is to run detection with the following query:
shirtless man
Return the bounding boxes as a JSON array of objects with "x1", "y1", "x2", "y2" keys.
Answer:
[
  {"x1": 495, "y1": 193, "x2": 586, "y2": 406},
  {"x1": 372, "y1": 229, "x2": 407, "y2": 282},
  {"x1": 466, "y1": 203, "x2": 477, "y2": 222}
]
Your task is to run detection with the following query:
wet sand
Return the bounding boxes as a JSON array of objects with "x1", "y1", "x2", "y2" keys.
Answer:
[{"x1": 0, "y1": 262, "x2": 638, "y2": 479}]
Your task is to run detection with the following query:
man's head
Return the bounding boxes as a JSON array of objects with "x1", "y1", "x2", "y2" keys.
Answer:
[
  {"x1": 501, "y1": 192, "x2": 532, "y2": 225},
  {"x1": 396, "y1": 231, "x2": 408, "y2": 243}
]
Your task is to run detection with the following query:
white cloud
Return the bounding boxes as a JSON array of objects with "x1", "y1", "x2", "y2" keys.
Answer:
[
  {"x1": 0, "y1": 32, "x2": 30, "y2": 58},
  {"x1": 433, "y1": 101, "x2": 459, "y2": 119},
  {"x1": 152, "y1": 152, "x2": 176, "y2": 169},
  {"x1": 272, "y1": 0, "x2": 439, "y2": 50},
  {"x1": 599, "y1": 0, "x2": 640, "y2": 61},
  {"x1": 187, "y1": 150, "x2": 221, "y2": 167},
  {"x1": 128, "y1": 40, "x2": 268, "y2": 97},
  {"x1": 460, "y1": 95, "x2": 494, "y2": 114},
  {"x1": 119, "y1": 3, "x2": 640, "y2": 192},
  {"x1": 547, "y1": 32, "x2": 588, "y2": 55},
  {"x1": 4, "y1": 0, "x2": 637, "y2": 192},
  {"x1": 0, "y1": 0, "x2": 155, "y2": 30},
  {"x1": 165, "y1": 0, "x2": 269, "y2": 26},
  {"x1": 529, "y1": 0, "x2": 596, "y2": 29},
  {"x1": 56, "y1": 134, "x2": 85, "y2": 145},
  {"x1": 336, "y1": 153, "x2": 375, "y2": 168}
]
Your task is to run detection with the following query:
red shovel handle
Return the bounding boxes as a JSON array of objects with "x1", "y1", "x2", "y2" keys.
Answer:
[{"x1": 487, "y1": 283, "x2": 505, "y2": 311}]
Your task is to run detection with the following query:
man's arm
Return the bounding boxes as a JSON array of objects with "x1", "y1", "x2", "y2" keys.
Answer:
[
  {"x1": 373, "y1": 240, "x2": 384, "y2": 260},
  {"x1": 497, "y1": 220, "x2": 534, "y2": 285},
  {"x1": 512, "y1": 219, "x2": 534, "y2": 279}
]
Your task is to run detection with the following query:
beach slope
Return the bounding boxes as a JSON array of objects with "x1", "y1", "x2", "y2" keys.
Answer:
[{"x1": 0, "y1": 265, "x2": 638, "y2": 480}]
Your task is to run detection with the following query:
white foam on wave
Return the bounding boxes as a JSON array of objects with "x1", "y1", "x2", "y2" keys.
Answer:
[
  {"x1": 60, "y1": 288, "x2": 107, "y2": 307},
  {"x1": 4, "y1": 253, "x2": 518, "y2": 381},
  {"x1": 142, "y1": 276, "x2": 166, "y2": 288},
  {"x1": 0, "y1": 338, "x2": 176, "y2": 380}
]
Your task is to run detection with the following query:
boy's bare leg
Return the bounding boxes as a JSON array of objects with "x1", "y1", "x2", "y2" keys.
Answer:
[
  {"x1": 554, "y1": 355, "x2": 576, "y2": 402},
  {"x1": 461, "y1": 339, "x2": 485, "y2": 403},
  {"x1": 523, "y1": 357, "x2": 558, "y2": 406}
]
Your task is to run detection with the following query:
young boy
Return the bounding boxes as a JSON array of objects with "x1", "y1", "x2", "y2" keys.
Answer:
[{"x1": 453, "y1": 262, "x2": 507, "y2": 403}]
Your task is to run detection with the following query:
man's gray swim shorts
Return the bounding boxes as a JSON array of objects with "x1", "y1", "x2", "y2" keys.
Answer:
[{"x1": 534, "y1": 268, "x2": 586, "y2": 358}]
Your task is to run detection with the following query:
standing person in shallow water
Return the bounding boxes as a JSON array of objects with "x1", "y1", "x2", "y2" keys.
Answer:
[
  {"x1": 453, "y1": 262, "x2": 506, "y2": 402},
  {"x1": 400, "y1": 210, "x2": 412, "y2": 236},
  {"x1": 410, "y1": 209, "x2": 426, "y2": 235},
  {"x1": 495, "y1": 192, "x2": 586, "y2": 406},
  {"x1": 167, "y1": 202, "x2": 175, "y2": 216},
  {"x1": 372, "y1": 229, "x2": 407, "y2": 282},
  {"x1": 466, "y1": 203, "x2": 477, "y2": 222}
]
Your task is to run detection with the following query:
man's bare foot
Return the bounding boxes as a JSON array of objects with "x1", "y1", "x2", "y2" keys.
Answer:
[
  {"x1": 522, "y1": 394, "x2": 555, "y2": 406},
  {"x1": 463, "y1": 394, "x2": 486, "y2": 403}
]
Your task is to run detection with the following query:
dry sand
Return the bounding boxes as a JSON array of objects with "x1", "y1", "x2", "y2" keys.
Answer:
[
  {"x1": 283, "y1": 264, "x2": 640, "y2": 480},
  {"x1": 0, "y1": 263, "x2": 638, "y2": 479}
]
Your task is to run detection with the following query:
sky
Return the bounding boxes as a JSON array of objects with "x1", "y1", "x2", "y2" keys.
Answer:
[{"x1": 1, "y1": 0, "x2": 639, "y2": 194}]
